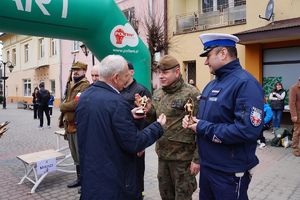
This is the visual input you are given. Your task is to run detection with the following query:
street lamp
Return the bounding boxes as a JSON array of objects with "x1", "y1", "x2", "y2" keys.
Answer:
[
  {"x1": 0, "y1": 60, "x2": 14, "y2": 109},
  {"x1": 80, "y1": 43, "x2": 95, "y2": 65}
]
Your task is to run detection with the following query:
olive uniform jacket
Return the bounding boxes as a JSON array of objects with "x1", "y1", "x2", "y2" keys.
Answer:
[
  {"x1": 59, "y1": 77, "x2": 90, "y2": 134},
  {"x1": 148, "y1": 77, "x2": 200, "y2": 163}
]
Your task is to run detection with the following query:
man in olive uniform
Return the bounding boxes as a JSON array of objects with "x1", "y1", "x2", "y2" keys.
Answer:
[
  {"x1": 60, "y1": 61, "x2": 90, "y2": 188},
  {"x1": 146, "y1": 55, "x2": 200, "y2": 200}
]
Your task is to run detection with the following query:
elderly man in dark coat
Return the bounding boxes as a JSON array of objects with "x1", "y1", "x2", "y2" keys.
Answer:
[{"x1": 76, "y1": 55, "x2": 166, "y2": 200}]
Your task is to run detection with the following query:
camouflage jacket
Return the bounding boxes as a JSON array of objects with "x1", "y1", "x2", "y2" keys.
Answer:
[
  {"x1": 148, "y1": 77, "x2": 200, "y2": 162},
  {"x1": 59, "y1": 77, "x2": 90, "y2": 133}
]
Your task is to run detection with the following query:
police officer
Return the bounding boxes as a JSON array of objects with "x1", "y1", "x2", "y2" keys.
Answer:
[
  {"x1": 147, "y1": 55, "x2": 200, "y2": 200},
  {"x1": 183, "y1": 33, "x2": 264, "y2": 200},
  {"x1": 59, "y1": 61, "x2": 90, "y2": 189}
]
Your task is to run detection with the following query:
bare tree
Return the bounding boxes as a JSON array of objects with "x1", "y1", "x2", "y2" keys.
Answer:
[{"x1": 143, "y1": 11, "x2": 169, "y2": 70}]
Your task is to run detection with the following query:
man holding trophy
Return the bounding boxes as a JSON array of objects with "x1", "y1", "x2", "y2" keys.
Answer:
[{"x1": 144, "y1": 55, "x2": 200, "y2": 200}]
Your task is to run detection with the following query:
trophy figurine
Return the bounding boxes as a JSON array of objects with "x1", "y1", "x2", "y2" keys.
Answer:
[
  {"x1": 135, "y1": 95, "x2": 149, "y2": 116},
  {"x1": 184, "y1": 98, "x2": 194, "y2": 124}
]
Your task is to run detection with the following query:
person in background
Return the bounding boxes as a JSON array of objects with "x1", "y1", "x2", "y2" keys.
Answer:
[
  {"x1": 48, "y1": 92, "x2": 55, "y2": 117},
  {"x1": 59, "y1": 61, "x2": 90, "y2": 189},
  {"x1": 91, "y1": 65, "x2": 100, "y2": 83},
  {"x1": 289, "y1": 77, "x2": 300, "y2": 157},
  {"x1": 32, "y1": 87, "x2": 39, "y2": 119},
  {"x1": 183, "y1": 33, "x2": 263, "y2": 200},
  {"x1": 269, "y1": 82, "x2": 286, "y2": 133},
  {"x1": 76, "y1": 55, "x2": 166, "y2": 200},
  {"x1": 146, "y1": 55, "x2": 200, "y2": 200},
  {"x1": 120, "y1": 62, "x2": 152, "y2": 199},
  {"x1": 257, "y1": 96, "x2": 273, "y2": 149},
  {"x1": 37, "y1": 82, "x2": 51, "y2": 129}
]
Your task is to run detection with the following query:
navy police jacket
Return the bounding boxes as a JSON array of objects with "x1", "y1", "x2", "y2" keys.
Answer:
[
  {"x1": 196, "y1": 59, "x2": 263, "y2": 173},
  {"x1": 76, "y1": 81, "x2": 164, "y2": 200}
]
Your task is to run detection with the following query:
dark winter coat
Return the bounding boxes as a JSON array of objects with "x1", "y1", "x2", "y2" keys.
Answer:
[{"x1": 76, "y1": 81, "x2": 164, "y2": 200}]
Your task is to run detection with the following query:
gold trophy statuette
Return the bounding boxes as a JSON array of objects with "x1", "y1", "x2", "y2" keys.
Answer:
[
  {"x1": 184, "y1": 98, "x2": 194, "y2": 124},
  {"x1": 135, "y1": 95, "x2": 149, "y2": 116}
]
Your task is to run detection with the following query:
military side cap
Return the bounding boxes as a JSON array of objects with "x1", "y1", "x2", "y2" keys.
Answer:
[
  {"x1": 157, "y1": 55, "x2": 179, "y2": 71},
  {"x1": 198, "y1": 33, "x2": 239, "y2": 57},
  {"x1": 71, "y1": 61, "x2": 88, "y2": 70}
]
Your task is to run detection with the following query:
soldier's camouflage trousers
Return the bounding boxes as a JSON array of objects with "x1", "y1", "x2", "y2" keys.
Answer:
[{"x1": 158, "y1": 159, "x2": 197, "y2": 200}]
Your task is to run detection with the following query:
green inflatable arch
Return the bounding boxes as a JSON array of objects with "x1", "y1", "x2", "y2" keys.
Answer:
[{"x1": 0, "y1": 0, "x2": 151, "y2": 89}]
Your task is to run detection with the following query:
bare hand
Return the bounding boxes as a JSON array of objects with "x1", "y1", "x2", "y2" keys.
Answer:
[
  {"x1": 190, "y1": 161, "x2": 200, "y2": 175},
  {"x1": 292, "y1": 116, "x2": 298, "y2": 123},
  {"x1": 157, "y1": 113, "x2": 166, "y2": 126},
  {"x1": 131, "y1": 107, "x2": 146, "y2": 119},
  {"x1": 137, "y1": 150, "x2": 145, "y2": 157},
  {"x1": 182, "y1": 115, "x2": 199, "y2": 133},
  {"x1": 182, "y1": 115, "x2": 190, "y2": 129}
]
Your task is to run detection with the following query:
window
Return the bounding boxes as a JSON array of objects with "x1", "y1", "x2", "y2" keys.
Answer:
[
  {"x1": 202, "y1": 0, "x2": 214, "y2": 13},
  {"x1": 6, "y1": 51, "x2": 9, "y2": 61},
  {"x1": 12, "y1": 48, "x2": 16, "y2": 65},
  {"x1": 72, "y1": 41, "x2": 80, "y2": 52},
  {"x1": 50, "y1": 80, "x2": 55, "y2": 95},
  {"x1": 50, "y1": 39, "x2": 57, "y2": 56},
  {"x1": 38, "y1": 38, "x2": 45, "y2": 59},
  {"x1": 23, "y1": 79, "x2": 31, "y2": 96},
  {"x1": 122, "y1": 7, "x2": 138, "y2": 31},
  {"x1": 123, "y1": 7, "x2": 135, "y2": 22},
  {"x1": 202, "y1": 0, "x2": 245, "y2": 12},
  {"x1": 217, "y1": 0, "x2": 228, "y2": 11},
  {"x1": 24, "y1": 44, "x2": 29, "y2": 63}
]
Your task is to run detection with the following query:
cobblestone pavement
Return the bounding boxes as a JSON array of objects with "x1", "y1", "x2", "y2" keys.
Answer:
[{"x1": 0, "y1": 104, "x2": 300, "y2": 200}]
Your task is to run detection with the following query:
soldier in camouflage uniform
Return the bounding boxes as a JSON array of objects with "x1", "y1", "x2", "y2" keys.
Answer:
[
  {"x1": 59, "y1": 61, "x2": 90, "y2": 188},
  {"x1": 146, "y1": 55, "x2": 200, "y2": 200}
]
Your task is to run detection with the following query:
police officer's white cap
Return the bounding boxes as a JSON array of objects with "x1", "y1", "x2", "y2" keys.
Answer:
[{"x1": 199, "y1": 33, "x2": 239, "y2": 57}]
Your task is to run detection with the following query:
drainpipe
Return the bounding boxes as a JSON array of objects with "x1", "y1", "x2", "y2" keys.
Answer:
[
  {"x1": 59, "y1": 39, "x2": 62, "y2": 104},
  {"x1": 164, "y1": 0, "x2": 168, "y2": 54}
]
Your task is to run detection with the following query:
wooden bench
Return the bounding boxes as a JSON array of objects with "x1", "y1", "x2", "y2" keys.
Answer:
[
  {"x1": 54, "y1": 130, "x2": 75, "y2": 170},
  {"x1": 17, "y1": 149, "x2": 65, "y2": 193}
]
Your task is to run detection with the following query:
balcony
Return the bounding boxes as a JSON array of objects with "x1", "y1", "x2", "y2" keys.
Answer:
[{"x1": 175, "y1": 1, "x2": 246, "y2": 34}]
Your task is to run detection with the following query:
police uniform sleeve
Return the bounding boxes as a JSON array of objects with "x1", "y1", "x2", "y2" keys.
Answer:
[{"x1": 196, "y1": 80, "x2": 264, "y2": 144}]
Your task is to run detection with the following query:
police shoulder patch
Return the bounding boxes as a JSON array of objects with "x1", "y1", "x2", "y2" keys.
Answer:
[{"x1": 250, "y1": 106, "x2": 262, "y2": 127}]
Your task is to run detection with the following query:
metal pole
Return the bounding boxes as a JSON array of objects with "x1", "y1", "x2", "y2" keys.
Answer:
[
  {"x1": 92, "y1": 54, "x2": 95, "y2": 66},
  {"x1": 3, "y1": 62, "x2": 6, "y2": 109}
]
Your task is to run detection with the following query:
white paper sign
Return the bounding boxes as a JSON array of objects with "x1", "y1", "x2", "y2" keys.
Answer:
[{"x1": 36, "y1": 158, "x2": 56, "y2": 175}]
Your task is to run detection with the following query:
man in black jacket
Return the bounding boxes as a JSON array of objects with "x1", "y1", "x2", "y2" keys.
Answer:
[
  {"x1": 120, "y1": 62, "x2": 151, "y2": 199},
  {"x1": 37, "y1": 82, "x2": 50, "y2": 129}
]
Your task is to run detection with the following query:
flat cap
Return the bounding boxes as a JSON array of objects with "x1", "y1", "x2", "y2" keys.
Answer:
[
  {"x1": 157, "y1": 55, "x2": 179, "y2": 71},
  {"x1": 71, "y1": 61, "x2": 88, "y2": 70},
  {"x1": 199, "y1": 33, "x2": 239, "y2": 57}
]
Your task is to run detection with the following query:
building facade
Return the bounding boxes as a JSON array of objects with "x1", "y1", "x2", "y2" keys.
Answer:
[
  {"x1": 0, "y1": 34, "x2": 97, "y2": 107},
  {"x1": 167, "y1": 0, "x2": 300, "y2": 94}
]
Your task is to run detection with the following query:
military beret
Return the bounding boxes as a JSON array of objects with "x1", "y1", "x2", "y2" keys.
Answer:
[
  {"x1": 198, "y1": 33, "x2": 239, "y2": 57},
  {"x1": 157, "y1": 55, "x2": 180, "y2": 71},
  {"x1": 71, "y1": 61, "x2": 88, "y2": 71}
]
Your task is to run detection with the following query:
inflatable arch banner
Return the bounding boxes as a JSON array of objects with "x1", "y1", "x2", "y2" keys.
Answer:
[{"x1": 0, "y1": 0, "x2": 151, "y2": 89}]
